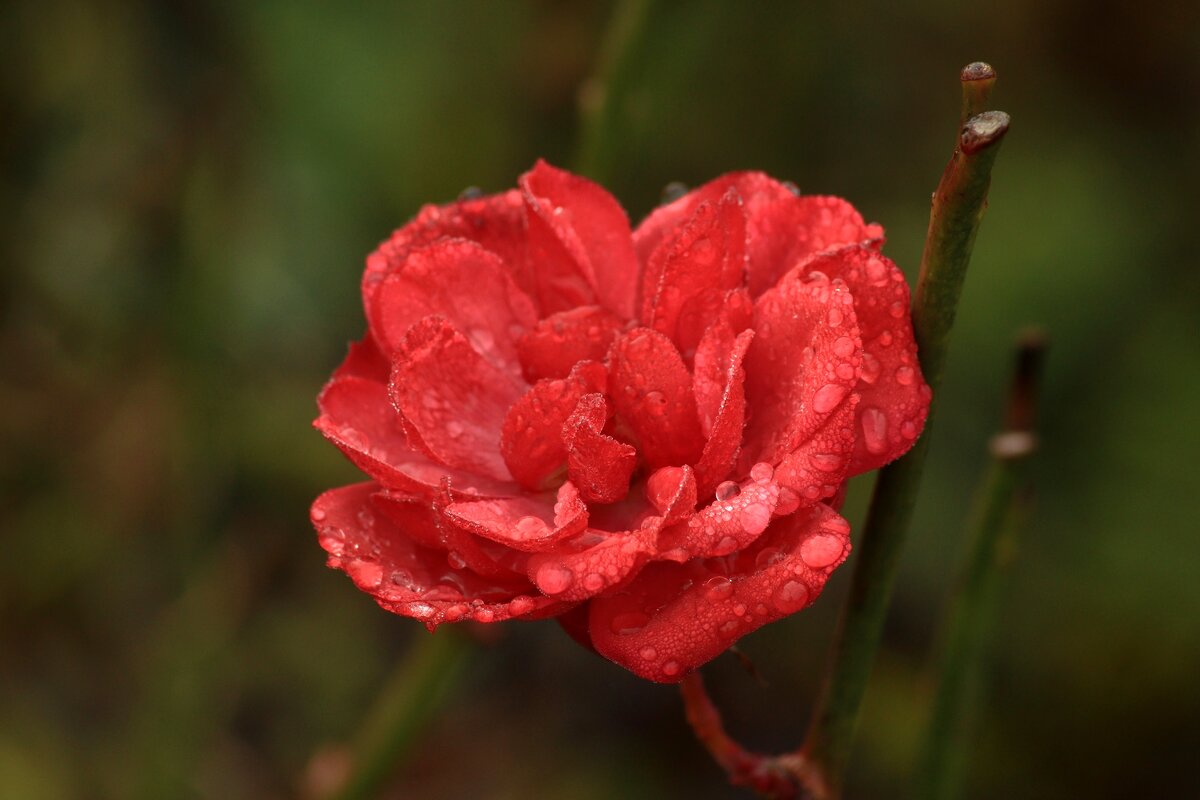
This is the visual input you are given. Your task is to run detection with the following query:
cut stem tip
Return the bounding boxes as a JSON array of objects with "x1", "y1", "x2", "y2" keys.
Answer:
[{"x1": 960, "y1": 111, "x2": 1010, "y2": 154}]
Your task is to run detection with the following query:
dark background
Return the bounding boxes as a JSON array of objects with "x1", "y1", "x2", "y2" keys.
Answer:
[{"x1": 3, "y1": 1, "x2": 1198, "y2": 798}]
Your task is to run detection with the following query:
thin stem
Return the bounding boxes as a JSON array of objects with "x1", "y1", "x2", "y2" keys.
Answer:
[
  {"x1": 915, "y1": 332, "x2": 1045, "y2": 800},
  {"x1": 958, "y1": 63, "x2": 996, "y2": 125},
  {"x1": 573, "y1": 0, "x2": 655, "y2": 183},
  {"x1": 326, "y1": 629, "x2": 472, "y2": 800},
  {"x1": 801, "y1": 68, "x2": 1011, "y2": 797}
]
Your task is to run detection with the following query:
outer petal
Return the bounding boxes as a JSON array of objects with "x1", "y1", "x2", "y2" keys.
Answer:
[
  {"x1": 315, "y1": 375, "x2": 516, "y2": 499},
  {"x1": 608, "y1": 328, "x2": 704, "y2": 470},
  {"x1": 312, "y1": 482, "x2": 570, "y2": 628},
  {"x1": 800, "y1": 245, "x2": 931, "y2": 473},
  {"x1": 633, "y1": 172, "x2": 883, "y2": 298},
  {"x1": 369, "y1": 239, "x2": 538, "y2": 377},
  {"x1": 743, "y1": 270, "x2": 862, "y2": 467},
  {"x1": 389, "y1": 316, "x2": 525, "y2": 482},
  {"x1": 363, "y1": 190, "x2": 529, "y2": 319},
  {"x1": 526, "y1": 522, "x2": 661, "y2": 602},
  {"x1": 500, "y1": 361, "x2": 607, "y2": 490},
  {"x1": 515, "y1": 306, "x2": 625, "y2": 383},
  {"x1": 640, "y1": 190, "x2": 748, "y2": 359},
  {"x1": 519, "y1": 160, "x2": 640, "y2": 318},
  {"x1": 563, "y1": 393, "x2": 638, "y2": 504},
  {"x1": 444, "y1": 481, "x2": 589, "y2": 553},
  {"x1": 588, "y1": 503, "x2": 852, "y2": 682}
]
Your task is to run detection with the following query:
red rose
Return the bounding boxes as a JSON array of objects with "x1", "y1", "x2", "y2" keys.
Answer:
[{"x1": 311, "y1": 161, "x2": 930, "y2": 682}]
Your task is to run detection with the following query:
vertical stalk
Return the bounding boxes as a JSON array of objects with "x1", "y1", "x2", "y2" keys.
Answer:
[
  {"x1": 915, "y1": 332, "x2": 1045, "y2": 800},
  {"x1": 800, "y1": 66, "x2": 1010, "y2": 798}
]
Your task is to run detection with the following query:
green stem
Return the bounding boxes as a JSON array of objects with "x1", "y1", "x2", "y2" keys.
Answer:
[
  {"x1": 327, "y1": 630, "x2": 472, "y2": 800},
  {"x1": 573, "y1": 0, "x2": 655, "y2": 183},
  {"x1": 915, "y1": 333, "x2": 1045, "y2": 800},
  {"x1": 800, "y1": 69, "x2": 1011, "y2": 797}
]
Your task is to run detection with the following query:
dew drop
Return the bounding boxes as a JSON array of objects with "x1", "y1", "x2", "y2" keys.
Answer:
[
  {"x1": 662, "y1": 661, "x2": 681, "y2": 677},
  {"x1": 611, "y1": 611, "x2": 650, "y2": 635},
  {"x1": 703, "y1": 576, "x2": 734, "y2": 601},
  {"x1": 901, "y1": 420, "x2": 918, "y2": 439},
  {"x1": 860, "y1": 352, "x2": 881, "y2": 384},
  {"x1": 644, "y1": 390, "x2": 667, "y2": 415},
  {"x1": 739, "y1": 502, "x2": 772, "y2": 536},
  {"x1": 534, "y1": 563, "x2": 574, "y2": 595},
  {"x1": 515, "y1": 516, "x2": 548, "y2": 539},
  {"x1": 836, "y1": 362, "x2": 856, "y2": 381},
  {"x1": 772, "y1": 580, "x2": 810, "y2": 613},
  {"x1": 348, "y1": 560, "x2": 383, "y2": 588},
  {"x1": 733, "y1": 603, "x2": 747, "y2": 616},
  {"x1": 473, "y1": 607, "x2": 495, "y2": 622},
  {"x1": 894, "y1": 365, "x2": 915, "y2": 386},
  {"x1": 889, "y1": 301, "x2": 906, "y2": 318},
  {"x1": 714, "y1": 481, "x2": 741, "y2": 501},
  {"x1": 813, "y1": 384, "x2": 849, "y2": 414},
  {"x1": 775, "y1": 487, "x2": 801, "y2": 515},
  {"x1": 749, "y1": 462, "x2": 774, "y2": 483},
  {"x1": 808, "y1": 453, "x2": 845, "y2": 473},
  {"x1": 583, "y1": 573, "x2": 605, "y2": 592},
  {"x1": 827, "y1": 307, "x2": 844, "y2": 327},
  {"x1": 719, "y1": 619, "x2": 740, "y2": 636},
  {"x1": 447, "y1": 550, "x2": 467, "y2": 570},
  {"x1": 877, "y1": 331, "x2": 894, "y2": 347},
  {"x1": 833, "y1": 336, "x2": 856, "y2": 358},
  {"x1": 311, "y1": 508, "x2": 327, "y2": 522},
  {"x1": 639, "y1": 645, "x2": 658, "y2": 661},
  {"x1": 755, "y1": 547, "x2": 784, "y2": 569},
  {"x1": 800, "y1": 534, "x2": 845, "y2": 568},
  {"x1": 861, "y1": 407, "x2": 889, "y2": 454},
  {"x1": 715, "y1": 536, "x2": 738, "y2": 555},
  {"x1": 508, "y1": 595, "x2": 535, "y2": 615},
  {"x1": 409, "y1": 602, "x2": 435, "y2": 619},
  {"x1": 444, "y1": 603, "x2": 469, "y2": 621}
]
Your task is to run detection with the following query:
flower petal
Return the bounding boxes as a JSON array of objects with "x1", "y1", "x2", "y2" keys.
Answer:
[
  {"x1": 363, "y1": 190, "x2": 529, "y2": 319},
  {"x1": 801, "y1": 245, "x2": 931, "y2": 473},
  {"x1": 563, "y1": 393, "x2": 638, "y2": 504},
  {"x1": 515, "y1": 306, "x2": 625, "y2": 383},
  {"x1": 316, "y1": 375, "x2": 516, "y2": 498},
  {"x1": 519, "y1": 160, "x2": 640, "y2": 318},
  {"x1": 312, "y1": 482, "x2": 569, "y2": 627},
  {"x1": 369, "y1": 239, "x2": 538, "y2": 379},
  {"x1": 588, "y1": 503, "x2": 851, "y2": 682},
  {"x1": 640, "y1": 190, "x2": 748, "y2": 359},
  {"x1": 608, "y1": 327, "x2": 704, "y2": 470},
  {"x1": 389, "y1": 316, "x2": 526, "y2": 482},
  {"x1": 692, "y1": 327, "x2": 755, "y2": 495},
  {"x1": 500, "y1": 361, "x2": 607, "y2": 490},
  {"x1": 444, "y1": 481, "x2": 589, "y2": 553},
  {"x1": 658, "y1": 470, "x2": 780, "y2": 560},
  {"x1": 742, "y1": 270, "x2": 862, "y2": 467},
  {"x1": 526, "y1": 523, "x2": 661, "y2": 602}
]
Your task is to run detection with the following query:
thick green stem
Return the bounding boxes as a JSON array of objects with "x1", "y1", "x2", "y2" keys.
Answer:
[
  {"x1": 800, "y1": 70, "x2": 1010, "y2": 797},
  {"x1": 326, "y1": 630, "x2": 472, "y2": 800},
  {"x1": 915, "y1": 333, "x2": 1045, "y2": 800},
  {"x1": 573, "y1": 0, "x2": 655, "y2": 183}
]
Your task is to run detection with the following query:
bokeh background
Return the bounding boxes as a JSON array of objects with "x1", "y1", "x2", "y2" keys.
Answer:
[{"x1": 3, "y1": 1, "x2": 1198, "y2": 798}]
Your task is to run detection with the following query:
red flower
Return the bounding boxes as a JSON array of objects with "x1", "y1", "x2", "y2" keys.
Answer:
[{"x1": 311, "y1": 161, "x2": 931, "y2": 682}]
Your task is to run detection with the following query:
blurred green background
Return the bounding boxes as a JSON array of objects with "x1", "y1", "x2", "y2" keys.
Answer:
[{"x1": 3, "y1": 1, "x2": 1197, "y2": 798}]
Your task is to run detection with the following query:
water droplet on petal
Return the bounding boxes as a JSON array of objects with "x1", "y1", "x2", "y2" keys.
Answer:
[
  {"x1": 772, "y1": 580, "x2": 810, "y2": 613},
  {"x1": 473, "y1": 607, "x2": 495, "y2": 622},
  {"x1": 444, "y1": 603, "x2": 469, "y2": 621},
  {"x1": 311, "y1": 508, "x2": 327, "y2": 522},
  {"x1": 755, "y1": 547, "x2": 784, "y2": 569},
  {"x1": 662, "y1": 661, "x2": 681, "y2": 677},
  {"x1": 801, "y1": 534, "x2": 845, "y2": 568},
  {"x1": 889, "y1": 301, "x2": 906, "y2": 318},
  {"x1": 583, "y1": 573, "x2": 605, "y2": 592},
  {"x1": 861, "y1": 407, "x2": 889, "y2": 454},
  {"x1": 894, "y1": 365, "x2": 915, "y2": 386},
  {"x1": 703, "y1": 576, "x2": 734, "y2": 601},
  {"x1": 901, "y1": 420, "x2": 918, "y2": 439},
  {"x1": 447, "y1": 551, "x2": 467, "y2": 569},
  {"x1": 409, "y1": 602, "x2": 435, "y2": 619},
  {"x1": 349, "y1": 560, "x2": 383, "y2": 588},
  {"x1": 515, "y1": 516, "x2": 548, "y2": 540},
  {"x1": 639, "y1": 645, "x2": 658, "y2": 661},
  {"x1": 714, "y1": 481, "x2": 741, "y2": 501},
  {"x1": 813, "y1": 384, "x2": 849, "y2": 414},
  {"x1": 611, "y1": 611, "x2": 650, "y2": 635},
  {"x1": 739, "y1": 502, "x2": 772, "y2": 536},
  {"x1": 808, "y1": 453, "x2": 845, "y2": 473},
  {"x1": 775, "y1": 487, "x2": 801, "y2": 515},
  {"x1": 509, "y1": 596, "x2": 536, "y2": 615},
  {"x1": 535, "y1": 563, "x2": 574, "y2": 595},
  {"x1": 644, "y1": 390, "x2": 667, "y2": 415},
  {"x1": 828, "y1": 307, "x2": 844, "y2": 327},
  {"x1": 715, "y1": 536, "x2": 738, "y2": 555},
  {"x1": 719, "y1": 619, "x2": 740, "y2": 636},
  {"x1": 749, "y1": 462, "x2": 774, "y2": 483},
  {"x1": 833, "y1": 336, "x2": 856, "y2": 358},
  {"x1": 877, "y1": 331, "x2": 894, "y2": 347}
]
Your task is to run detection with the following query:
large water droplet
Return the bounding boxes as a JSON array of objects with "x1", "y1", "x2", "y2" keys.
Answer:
[
  {"x1": 311, "y1": 507, "x2": 327, "y2": 522},
  {"x1": 714, "y1": 481, "x2": 740, "y2": 501},
  {"x1": 662, "y1": 661, "x2": 681, "y2": 677},
  {"x1": 473, "y1": 607, "x2": 495, "y2": 622},
  {"x1": 535, "y1": 563, "x2": 574, "y2": 595},
  {"x1": 583, "y1": 573, "x2": 605, "y2": 592},
  {"x1": 611, "y1": 611, "x2": 650, "y2": 635},
  {"x1": 800, "y1": 534, "x2": 844, "y2": 568},
  {"x1": 813, "y1": 384, "x2": 849, "y2": 414},
  {"x1": 772, "y1": 580, "x2": 809, "y2": 613},
  {"x1": 861, "y1": 407, "x2": 889, "y2": 454},
  {"x1": 739, "y1": 502, "x2": 772, "y2": 536},
  {"x1": 808, "y1": 453, "x2": 845, "y2": 473},
  {"x1": 639, "y1": 645, "x2": 658, "y2": 661},
  {"x1": 515, "y1": 516, "x2": 548, "y2": 539},
  {"x1": 749, "y1": 462, "x2": 774, "y2": 483},
  {"x1": 833, "y1": 336, "x2": 856, "y2": 358},
  {"x1": 703, "y1": 576, "x2": 734, "y2": 601},
  {"x1": 755, "y1": 547, "x2": 784, "y2": 569},
  {"x1": 894, "y1": 365, "x2": 915, "y2": 386},
  {"x1": 348, "y1": 560, "x2": 383, "y2": 588}
]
